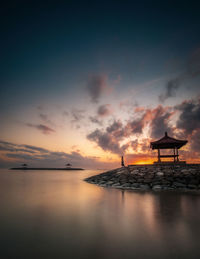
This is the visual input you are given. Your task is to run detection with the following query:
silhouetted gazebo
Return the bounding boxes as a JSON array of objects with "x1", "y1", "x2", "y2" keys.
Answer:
[{"x1": 150, "y1": 132, "x2": 188, "y2": 163}]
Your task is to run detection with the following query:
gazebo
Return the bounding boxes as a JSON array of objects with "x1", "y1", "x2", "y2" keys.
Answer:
[{"x1": 150, "y1": 132, "x2": 188, "y2": 164}]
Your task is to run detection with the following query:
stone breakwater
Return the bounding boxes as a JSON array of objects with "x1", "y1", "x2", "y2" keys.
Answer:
[{"x1": 85, "y1": 164, "x2": 200, "y2": 192}]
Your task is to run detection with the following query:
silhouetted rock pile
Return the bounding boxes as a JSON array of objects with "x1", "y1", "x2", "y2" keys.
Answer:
[{"x1": 85, "y1": 164, "x2": 200, "y2": 192}]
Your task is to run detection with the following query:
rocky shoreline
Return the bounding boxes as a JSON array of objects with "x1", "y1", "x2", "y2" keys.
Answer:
[{"x1": 85, "y1": 164, "x2": 200, "y2": 192}]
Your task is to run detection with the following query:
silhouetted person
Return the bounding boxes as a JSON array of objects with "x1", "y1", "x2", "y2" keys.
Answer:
[{"x1": 121, "y1": 156, "x2": 125, "y2": 167}]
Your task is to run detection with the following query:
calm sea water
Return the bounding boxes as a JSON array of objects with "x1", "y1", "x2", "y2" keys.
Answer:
[{"x1": 0, "y1": 169, "x2": 200, "y2": 259}]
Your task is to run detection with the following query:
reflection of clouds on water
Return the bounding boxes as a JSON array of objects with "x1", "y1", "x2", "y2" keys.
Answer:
[
  {"x1": 1, "y1": 170, "x2": 200, "y2": 259},
  {"x1": 114, "y1": 189, "x2": 200, "y2": 258}
]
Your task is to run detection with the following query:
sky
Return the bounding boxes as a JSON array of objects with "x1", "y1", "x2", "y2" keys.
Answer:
[{"x1": 0, "y1": 0, "x2": 200, "y2": 168}]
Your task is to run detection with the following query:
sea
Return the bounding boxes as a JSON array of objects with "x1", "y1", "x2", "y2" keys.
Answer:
[{"x1": 0, "y1": 169, "x2": 200, "y2": 259}]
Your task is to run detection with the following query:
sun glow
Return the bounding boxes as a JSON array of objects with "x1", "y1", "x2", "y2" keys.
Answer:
[{"x1": 134, "y1": 160, "x2": 154, "y2": 165}]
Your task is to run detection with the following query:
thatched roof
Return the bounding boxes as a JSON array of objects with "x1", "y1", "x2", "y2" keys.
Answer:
[{"x1": 150, "y1": 132, "x2": 187, "y2": 149}]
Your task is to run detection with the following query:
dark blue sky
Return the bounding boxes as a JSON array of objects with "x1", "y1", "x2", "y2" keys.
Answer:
[{"x1": 1, "y1": 1, "x2": 200, "y2": 93}]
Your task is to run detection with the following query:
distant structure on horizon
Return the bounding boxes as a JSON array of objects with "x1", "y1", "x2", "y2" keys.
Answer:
[{"x1": 150, "y1": 132, "x2": 188, "y2": 164}]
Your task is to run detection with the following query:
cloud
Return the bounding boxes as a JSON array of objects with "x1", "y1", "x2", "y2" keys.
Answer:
[
  {"x1": 87, "y1": 120, "x2": 127, "y2": 155},
  {"x1": 106, "y1": 120, "x2": 123, "y2": 133},
  {"x1": 71, "y1": 109, "x2": 85, "y2": 122},
  {"x1": 63, "y1": 111, "x2": 69, "y2": 116},
  {"x1": 23, "y1": 145, "x2": 49, "y2": 153},
  {"x1": 159, "y1": 47, "x2": 200, "y2": 102},
  {"x1": 37, "y1": 105, "x2": 44, "y2": 111},
  {"x1": 175, "y1": 98, "x2": 200, "y2": 135},
  {"x1": 188, "y1": 47, "x2": 200, "y2": 76},
  {"x1": 97, "y1": 104, "x2": 112, "y2": 117},
  {"x1": 87, "y1": 119, "x2": 136, "y2": 155},
  {"x1": 159, "y1": 78, "x2": 180, "y2": 102},
  {"x1": 87, "y1": 128, "x2": 128, "y2": 155},
  {"x1": 87, "y1": 116, "x2": 143, "y2": 155},
  {"x1": 150, "y1": 105, "x2": 174, "y2": 139},
  {"x1": 123, "y1": 105, "x2": 173, "y2": 139},
  {"x1": 125, "y1": 118, "x2": 144, "y2": 135},
  {"x1": 87, "y1": 104, "x2": 176, "y2": 154},
  {"x1": 89, "y1": 116, "x2": 102, "y2": 125},
  {"x1": 130, "y1": 140, "x2": 138, "y2": 151},
  {"x1": 39, "y1": 113, "x2": 48, "y2": 121},
  {"x1": 0, "y1": 141, "x2": 49, "y2": 154},
  {"x1": 190, "y1": 129, "x2": 200, "y2": 152},
  {"x1": 26, "y1": 123, "x2": 55, "y2": 134},
  {"x1": 38, "y1": 112, "x2": 55, "y2": 126},
  {"x1": 0, "y1": 140, "x2": 118, "y2": 169},
  {"x1": 6, "y1": 153, "x2": 36, "y2": 160},
  {"x1": 0, "y1": 141, "x2": 36, "y2": 153},
  {"x1": 86, "y1": 74, "x2": 108, "y2": 103}
]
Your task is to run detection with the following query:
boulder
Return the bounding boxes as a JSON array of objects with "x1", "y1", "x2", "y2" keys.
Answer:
[
  {"x1": 139, "y1": 184, "x2": 150, "y2": 190},
  {"x1": 152, "y1": 185, "x2": 162, "y2": 190},
  {"x1": 156, "y1": 171, "x2": 164, "y2": 176}
]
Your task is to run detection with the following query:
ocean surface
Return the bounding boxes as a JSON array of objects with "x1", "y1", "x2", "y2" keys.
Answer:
[{"x1": 0, "y1": 169, "x2": 200, "y2": 259}]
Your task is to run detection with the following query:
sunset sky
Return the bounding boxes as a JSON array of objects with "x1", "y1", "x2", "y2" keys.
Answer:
[{"x1": 0, "y1": 1, "x2": 200, "y2": 168}]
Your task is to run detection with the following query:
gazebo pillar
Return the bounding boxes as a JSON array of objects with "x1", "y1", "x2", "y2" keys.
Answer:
[
  {"x1": 173, "y1": 148, "x2": 176, "y2": 162},
  {"x1": 176, "y1": 148, "x2": 179, "y2": 162},
  {"x1": 158, "y1": 149, "x2": 161, "y2": 162}
]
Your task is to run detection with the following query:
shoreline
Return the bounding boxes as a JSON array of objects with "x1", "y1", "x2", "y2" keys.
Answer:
[{"x1": 85, "y1": 164, "x2": 200, "y2": 193}]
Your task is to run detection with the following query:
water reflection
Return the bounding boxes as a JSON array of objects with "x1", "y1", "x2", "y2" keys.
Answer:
[{"x1": 0, "y1": 169, "x2": 200, "y2": 259}]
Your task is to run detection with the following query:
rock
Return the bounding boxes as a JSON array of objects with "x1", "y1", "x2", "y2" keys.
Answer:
[
  {"x1": 106, "y1": 181, "x2": 114, "y2": 185},
  {"x1": 162, "y1": 186, "x2": 175, "y2": 190},
  {"x1": 143, "y1": 179, "x2": 152, "y2": 184},
  {"x1": 112, "y1": 183, "x2": 121, "y2": 186},
  {"x1": 188, "y1": 184, "x2": 198, "y2": 189},
  {"x1": 99, "y1": 183, "x2": 107, "y2": 187},
  {"x1": 128, "y1": 179, "x2": 136, "y2": 183},
  {"x1": 189, "y1": 179, "x2": 199, "y2": 185},
  {"x1": 132, "y1": 183, "x2": 139, "y2": 188},
  {"x1": 137, "y1": 178, "x2": 144, "y2": 183},
  {"x1": 122, "y1": 183, "x2": 131, "y2": 188},
  {"x1": 161, "y1": 180, "x2": 171, "y2": 185},
  {"x1": 152, "y1": 180, "x2": 162, "y2": 186},
  {"x1": 152, "y1": 185, "x2": 162, "y2": 190},
  {"x1": 130, "y1": 187, "x2": 140, "y2": 190},
  {"x1": 98, "y1": 180, "x2": 106, "y2": 185},
  {"x1": 102, "y1": 176, "x2": 109, "y2": 180},
  {"x1": 139, "y1": 184, "x2": 150, "y2": 190},
  {"x1": 156, "y1": 171, "x2": 164, "y2": 176},
  {"x1": 181, "y1": 169, "x2": 188, "y2": 173},
  {"x1": 131, "y1": 170, "x2": 139, "y2": 174},
  {"x1": 173, "y1": 182, "x2": 186, "y2": 188}
]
